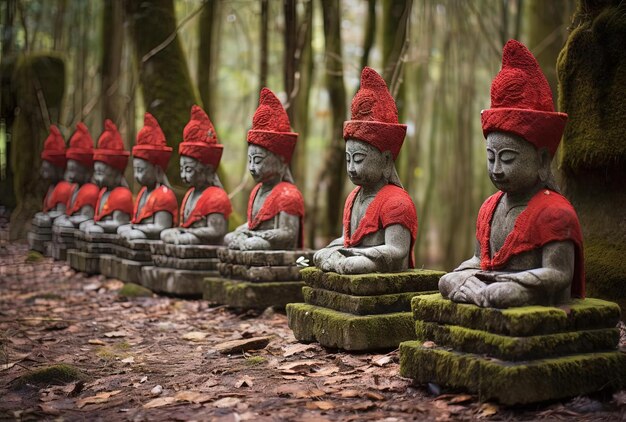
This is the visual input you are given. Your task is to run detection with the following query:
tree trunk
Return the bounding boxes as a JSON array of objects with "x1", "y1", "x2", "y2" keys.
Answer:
[
  {"x1": 197, "y1": 0, "x2": 220, "y2": 118},
  {"x1": 9, "y1": 54, "x2": 65, "y2": 240},
  {"x1": 259, "y1": 0, "x2": 269, "y2": 92},
  {"x1": 283, "y1": 0, "x2": 297, "y2": 123},
  {"x1": 312, "y1": 0, "x2": 347, "y2": 246},
  {"x1": 125, "y1": 0, "x2": 199, "y2": 191},
  {"x1": 102, "y1": 0, "x2": 124, "y2": 122},
  {"x1": 557, "y1": 0, "x2": 626, "y2": 302}
]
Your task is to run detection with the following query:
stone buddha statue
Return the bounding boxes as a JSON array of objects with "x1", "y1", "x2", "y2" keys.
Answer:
[
  {"x1": 117, "y1": 113, "x2": 178, "y2": 240},
  {"x1": 160, "y1": 105, "x2": 231, "y2": 245},
  {"x1": 438, "y1": 40, "x2": 585, "y2": 308},
  {"x1": 53, "y1": 122, "x2": 99, "y2": 229},
  {"x1": 33, "y1": 125, "x2": 72, "y2": 227},
  {"x1": 79, "y1": 119, "x2": 133, "y2": 234},
  {"x1": 224, "y1": 88, "x2": 304, "y2": 251},
  {"x1": 313, "y1": 67, "x2": 417, "y2": 275}
]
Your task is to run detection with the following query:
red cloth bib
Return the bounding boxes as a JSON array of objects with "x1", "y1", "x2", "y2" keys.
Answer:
[
  {"x1": 476, "y1": 189, "x2": 585, "y2": 298},
  {"x1": 247, "y1": 182, "x2": 305, "y2": 248},
  {"x1": 66, "y1": 183, "x2": 99, "y2": 216},
  {"x1": 343, "y1": 184, "x2": 418, "y2": 268},
  {"x1": 131, "y1": 185, "x2": 178, "y2": 225},
  {"x1": 43, "y1": 181, "x2": 73, "y2": 212},
  {"x1": 94, "y1": 186, "x2": 134, "y2": 222},
  {"x1": 180, "y1": 186, "x2": 232, "y2": 228}
]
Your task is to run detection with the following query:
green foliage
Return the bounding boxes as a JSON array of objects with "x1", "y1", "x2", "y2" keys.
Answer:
[
  {"x1": 118, "y1": 282, "x2": 153, "y2": 298},
  {"x1": 25, "y1": 250, "x2": 44, "y2": 263},
  {"x1": 584, "y1": 238, "x2": 626, "y2": 299},
  {"x1": 14, "y1": 364, "x2": 85, "y2": 388}
]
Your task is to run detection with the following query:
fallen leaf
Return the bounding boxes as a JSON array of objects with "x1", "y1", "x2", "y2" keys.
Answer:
[
  {"x1": 351, "y1": 400, "x2": 376, "y2": 411},
  {"x1": 83, "y1": 282, "x2": 102, "y2": 291},
  {"x1": 1, "y1": 362, "x2": 18, "y2": 371},
  {"x1": 278, "y1": 359, "x2": 324, "y2": 374},
  {"x1": 140, "y1": 376, "x2": 148, "y2": 383},
  {"x1": 214, "y1": 336, "x2": 272, "y2": 354},
  {"x1": 121, "y1": 357, "x2": 135, "y2": 364},
  {"x1": 282, "y1": 375, "x2": 305, "y2": 381},
  {"x1": 143, "y1": 397, "x2": 176, "y2": 408},
  {"x1": 103, "y1": 331, "x2": 127, "y2": 338},
  {"x1": 306, "y1": 401, "x2": 335, "y2": 410},
  {"x1": 174, "y1": 390, "x2": 212, "y2": 403},
  {"x1": 364, "y1": 391, "x2": 385, "y2": 401},
  {"x1": 422, "y1": 341, "x2": 437, "y2": 348},
  {"x1": 477, "y1": 402, "x2": 499, "y2": 418},
  {"x1": 282, "y1": 343, "x2": 316, "y2": 357},
  {"x1": 448, "y1": 394, "x2": 473, "y2": 404},
  {"x1": 213, "y1": 397, "x2": 241, "y2": 408},
  {"x1": 294, "y1": 388, "x2": 326, "y2": 399},
  {"x1": 76, "y1": 390, "x2": 122, "y2": 408},
  {"x1": 371, "y1": 355, "x2": 393, "y2": 367},
  {"x1": 88, "y1": 339, "x2": 105, "y2": 345},
  {"x1": 182, "y1": 331, "x2": 207, "y2": 342},
  {"x1": 309, "y1": 365, "x2": 339, "y2": 377},
  {"x1": 339, "y1": 389, "x2": 361, "y2": 398},
  {"x1": 235, "y1": 376, "x2": 254, "y2": 388}
]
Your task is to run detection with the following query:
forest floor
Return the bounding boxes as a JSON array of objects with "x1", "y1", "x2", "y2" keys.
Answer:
[{"x1": 1, "y1": 234, "x2": 626, "y2": 421}]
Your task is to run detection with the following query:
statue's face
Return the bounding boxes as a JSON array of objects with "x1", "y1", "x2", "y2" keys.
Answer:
[
  {"x1": 486, "y1": 132, "x2": 542, "y2": 194},
  {"x1": 247, "y1": 144, "x2": 284, "y2": 184},
  {"x1": 94, "y1": 161, "x2": 120, "y2": 189},
  {"x1": 180, "y1": 155, "x2": 214, "y2": 187},
  {"x1": 40, "y1": 160, "x2": 60, "y2": 181},
  {"x1": 345, "y1": 139, "x2": 386, "y2": 187},
  {"x1": 133, "y1": 158, "x2": 158, "y2": 186},
  {"x1": 64, "y1": 159, "x2": 90, "y2": 184}
]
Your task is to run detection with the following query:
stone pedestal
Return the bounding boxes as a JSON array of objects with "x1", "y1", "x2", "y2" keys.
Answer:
[
  {"x1": 99, "y1": 238, "x2": 156, "y2": 284},
  {"x1": 140, "y1": 243, "x2": 221, "y2": 297},
  {"x1": 67, "y1": 232, "x2": 117, "y2": 275},
  {"x1": 28, "y1": 221, "x2": 52, "y2": 255},
  {"x1": 203, "y1": 249, "x2": 315, "y2": 310},
  {"x1": 286, "y1": 268, "x2": 443, "y2": 351},
  {"x1": 399, "y1": 293, "x2": 626, "y2": 405},
  {"x1": 49, "y1": 226, "x2": 77, "y2": 261}
]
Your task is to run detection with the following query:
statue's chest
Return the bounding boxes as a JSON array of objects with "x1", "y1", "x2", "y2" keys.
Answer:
[
  {"x1": 489, "y1": 202, "x2": 525, "y2": 255},
  {"x1": 136, "y1": 189, "x2": 155, "y2": 222},
  {"x1": 349, "y1": 193, "x2": 375, "y2": 237},
  {"x1": 251, "y1": 189, "x2": 271, "y2": 221},
  {"x1": 99, "y1": 191, "x2": 110, "y2": 214},
  {"x1": 184, "y1": 191, "x2": 202, "y2": 220},
  {"x1": 70, "y1": 186, "x2": 79, "y2": 207}
]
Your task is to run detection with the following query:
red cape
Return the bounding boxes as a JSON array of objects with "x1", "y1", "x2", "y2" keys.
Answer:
[
  {"x1": 477, "y1": 189, "x2": 585, "y2": 298},
  {"x1": 94, "y1": 186, "x2": 134, "y2": 222},
  {"x1": 131, "y1": 185, "x2": 178, "y2": 225},
  {"x1": 66, "y1": 183, "x2": 99, "y2": 216},
  {"x1": 180, "y1": 186, "x2": 232, "y2": 228},
  {"x1": 43, "y1": 181, "x2": 73, "y2": 212},
  {"x1": 343, "y1": 184, "x2": 418, "y2": 268},
  {"x1": 247, "y1": 182, "x2": 305, "y2": 248}
]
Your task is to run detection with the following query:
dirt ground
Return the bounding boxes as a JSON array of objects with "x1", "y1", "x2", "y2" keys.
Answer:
[{"x1": 1, "y1": 238, "x2": 625, "y2": 421}]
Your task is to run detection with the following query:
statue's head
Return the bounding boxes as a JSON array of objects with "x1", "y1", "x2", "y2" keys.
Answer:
[
  {"x1": 481, "y1": 40, "x2": 567, "y2": 191},
  {"x1": 345, "y1": 139, "x2": 394, "y2": 188},
  {"x1": 40, "y1": 125, "x2": 66, "y2": 182},
  {"x1": 343, "y1": 67, "x2": 406, "y2": 188},
  {"x1": 132, "y1": 113, "x2": 172, "y2": 187},
  {"x1": 65, "y1": 122, "x2": 94, "y2": 184},
  {"x1": 246, "y1": 88, "x2": 298, "y2": 184},
  {"x1": 486, "y1": 131, "x2": 554, "y2": 194},
  {"x1": 64, "y1": 159, "x2": 91, "y2": 184},
  {"x1": 94, "y1": 119, "x2": 129, "y2": 189},
  {"x1": 178, "y1": 105, "x2": 223, "y2": 189}
]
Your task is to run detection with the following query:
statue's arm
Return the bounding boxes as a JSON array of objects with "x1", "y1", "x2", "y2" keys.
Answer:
[
  {"x1": 68, "y1": 205, "x2": 94, "y2": 224},
  {"x1": 96, "y1": 211, "x2": 131, "y2": 233},
  {"x1": 494, "y1": 240, "x2": 575, "y2": 292},
  {"x1": 455, "y1": 240, "x2": 482, "y2": 271},
  {"x1": 185, "y1": 213, "x2": 228, "y2": 243},
  {"x1": 131, "y1": 211, "x2": 173, "y2": 237},
  {"x1": 47, "y1": 203, "x2": 66, "y2": 219},
  {"x1": 338, "y1": 224, "x2": 411, "y2": 272},
  {"x1": 253, "y1": 211, "x2": 299, "y2": 244}
]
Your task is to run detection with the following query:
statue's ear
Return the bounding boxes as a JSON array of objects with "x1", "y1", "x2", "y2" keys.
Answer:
[{"x1": 538, "y1": 147, "x2": 552, "y2": 183}]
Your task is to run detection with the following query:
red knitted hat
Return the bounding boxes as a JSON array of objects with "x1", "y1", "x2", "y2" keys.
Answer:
[
  {"x1": 94, "y1": 119, "x2": 130, "y2": 172},
  {"x1": 481, "y1": 39, "x2": 567, "y2": 156},
  {"x1": 132, "y1": 112, "x2": 172, "y2": 171},
  {"x1": 343, "y1": 67, "x2": 407, "y2": 160},
  {"x1": 179, "y1": 105, "x2": 223, "y2": 168},
  {"x1": 40, "y1": 125, "x2": 67, "y2": 169},
  {"x1": 66, "y1": 122, "x2": 94, "y2": 168},
  {"x1": 247, "y1": 88, "x2": 298, "y2": 164}
]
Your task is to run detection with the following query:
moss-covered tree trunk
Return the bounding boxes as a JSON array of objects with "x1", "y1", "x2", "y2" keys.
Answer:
[
  {"x1": 197, "y1": 0, "x2": 220, "y2": 119},
  {"x1": 102, "y1": 0, "x2": 124, "y2": 122},
  {"x1": 125, "y1": 0, "x2": 199, "y2": 190},
  {"x1": 9, "y1": 54, "x2": 65, "y2": 240},
  {"x1": 557, "y1": 0, "x2": 626, "y2": 301}
]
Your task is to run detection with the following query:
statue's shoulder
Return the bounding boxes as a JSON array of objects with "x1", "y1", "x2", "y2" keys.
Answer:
[
  {"x1": 110, "y1": 186, "x2": 133, "y2": 202},
  {"x1": 276, "y1": 182, "x2": 303, "y2": 201},
  {"x1": 532, "y1": 190, "x2": 579, "y2": 227},
  {"x1": 152, "y1": 185, "x2": 178, "y2": 208},
  {"x1": 80, "y1": 182, "x2": 100, "y2": 198}
]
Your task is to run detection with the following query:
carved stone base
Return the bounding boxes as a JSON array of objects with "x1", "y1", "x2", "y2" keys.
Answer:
[
  {"x1": 141, "y1": 266, "x2": 219, "y2": 298},
  {"x1": 286, "y1": 268, "x2": 444, "y2": 351},
  {"x1": 204, "y1": 277, "x2": 304, "y2": 310},
  {"x1": 399, "y1": 294, "x2": 625, "y2": 404},
  {"x1": 28, "y1": 228, "x2": 52, "y2": 254},
  {"x1": 50, "y1": 226, "x2": 77, "y2": 261},
  {"x1": 100, "y1": 255, "x2": 146, "y2": 284},
  {"x1": 68, "y1": 232, "x2": 118, "y2": 274},
  {"x1": 67, "y1": 250, "x2": 107, "y2": 275}
]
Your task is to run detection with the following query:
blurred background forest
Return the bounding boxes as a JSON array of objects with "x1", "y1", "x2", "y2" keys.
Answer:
[{"x1": 0, "y1": 0, "x2": 575, "y2": 271}]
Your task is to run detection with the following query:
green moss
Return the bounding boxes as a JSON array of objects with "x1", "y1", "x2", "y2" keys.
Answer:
[
  {"x1": 412, "y1": 294, "x2": 620, "y2": 336},
  {"x1": 15, "y1": 364, "x2": 85, "y2": 387},
  {"x1": 204, "y1": 278, "x2": 303, "y2": 310},
  {"x1": 244, "y1": 356, "x2": 266, "y2": 366},
  {"x1": 399, "y1": 341, "x2": 626, "y2": 405},
  {"x1": 583, "y1": 238, "x2": 626, "y2": 300},
  {"x1": 96, "y1": 341, "x2": 132, "y2": 360},
  {"x1": 118, "y1": 282, "x2": 153, "y2": 298},
  {"x1": 303, "y1": 286, "x2": 436, "y2": 315},
  {"x1": 25, "y1": 251, "x2": 44, "y2": 263},
  {"x1": 286, "y1": 302, "x2": 415, "y2": 351},
  {"x1": 301, "y1": 267, "x2": 444, "y2": 296},
  {"x1": 415, "y1": 320, "x2": 618, "y2": 361}
]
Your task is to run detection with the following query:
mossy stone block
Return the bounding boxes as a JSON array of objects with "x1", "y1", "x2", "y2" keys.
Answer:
[
  {"x1": 415, "y1": 320, "x2": 619, "y2": 361},
  {"x1": 286, "y1": 302, "x2": 416, "y2": 351},
  {"x1": 67, "y1": 250, "x2": 103, "y2": 275},
  {"x1": 203, "y1": 277, "x2": 304, "y2": 310},
  {"x1": 149, "y1": 242, "x2": 221, "y2": 259},
  {"x1": 412, "y1": 294, "x2": 620, "y2": 336},
  {"x1": 99, "y1": 255, "x2": 120, "y2": 280},
  {"x1": 140, "y1": 266, "x2": 216, "y2": 298},
  {"x1": 152, "y1": 255, "x2": 219, "y2": 271},
  {"x1": 303, "y1": 286, "x2": 436, "y2": 315},
  {"x1": 218, "y1": 263, "x2": 303, "y2": 282},
  {"x1": 218, "y1": 248, "x2": 314, "y2": 266},
  {"x1": 301, "y1": 267, "x2": 444, "y2": 296},
  {"x1": 118, "y1": 282, "x2": 153, "y2": 298},
  {"x1": 399, "y1": 341, "x2": 626, "y2": 405}
]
